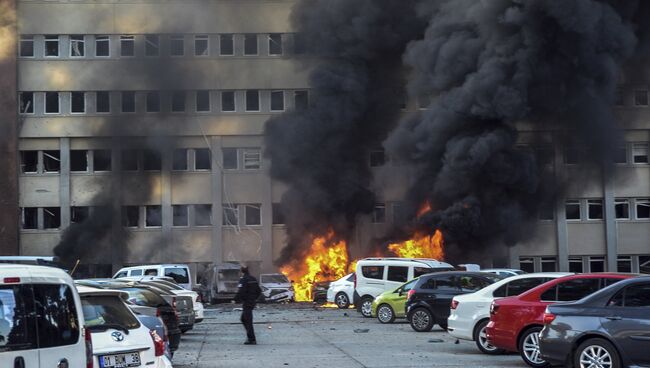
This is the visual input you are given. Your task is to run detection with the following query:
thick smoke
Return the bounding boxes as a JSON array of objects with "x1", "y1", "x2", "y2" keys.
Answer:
[{"x1": 265, "y1": 0, "x2": 426, "y2": 266}]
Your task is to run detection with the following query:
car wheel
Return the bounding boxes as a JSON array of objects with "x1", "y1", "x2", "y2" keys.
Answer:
[
  {"x1": 335, "y1": 292, "x2": 350, "y2": 309},
  {"x1": 474, "y1": 320, "x2": 505, "y2": 355},
  {"x1": 377, "y1": 304, "x2": 395, "y2": 324},
  {"x1": 519, "y1": 326, "x2": 549, "y2": 368},
  {"x1": 574, "y1": 338, "x2": 621, "y2": 368},
  {"x1": 360, "y1": 296, "x2": 374, "y2": 318},
  {"x1": 409, "y1": 307, "x2": 434, "y2": 332}
]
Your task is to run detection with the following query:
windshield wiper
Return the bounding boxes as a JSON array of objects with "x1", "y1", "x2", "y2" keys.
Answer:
[{"x1": 87, "y1": 323, "x2": 130, "y2": 334}]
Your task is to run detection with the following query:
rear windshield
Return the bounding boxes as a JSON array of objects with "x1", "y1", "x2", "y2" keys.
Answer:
[
  {"x1": 164, "y1": 268, "x2": 189, "y2": 284},
  {"x1": 122, "y1": 288, "x2": 166, "y2": 307},
  {"x1": 261, "y1": 275, "x2": 289, "y2": 283},
  {"x1": 82, "y1": 295, "x2": 140, "y2": 331}
]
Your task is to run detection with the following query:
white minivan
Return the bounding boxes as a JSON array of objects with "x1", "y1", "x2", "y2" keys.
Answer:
[
  {"x1": 354, "y1": 258, "x2": 455, "y2": 317},
  {"x1": 113, "y1": 264, "x2": 193, "y2": 290},
  {"x1": 0, "y1": 264, "x2": 89, "y2": 368}
]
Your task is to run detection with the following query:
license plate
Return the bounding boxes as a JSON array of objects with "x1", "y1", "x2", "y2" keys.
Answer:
[{"x1": 100, "y1": 352, "x2": 141, "y2": 368}]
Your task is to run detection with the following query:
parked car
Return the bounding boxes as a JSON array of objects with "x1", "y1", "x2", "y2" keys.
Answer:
[
  {"x1": 327, "y1": 273, "x2": 355, "y2": 309},
  {"x1": 132, "y1": 306, "x2": 172, "y2": 360},
  {"x1": 121, "y1": 277, "x2": 205, "y2": 323},
  {"x1": 0, "y1": 264, "x2": 88, "y2": 368},
  {"x1": 354, "y1": 257, "x2": 455, "y2": 317},
  {"x1": 259, "y1": 273, "x2": 295, "y2": 302},
  {"x1": 199, "y1": 262, "x2": 241, "y2": 303},
  {"x1": 113, "y1": 264, "x2": 193, "y2": 290},
  {"x1": 481, "y1": 268, "x2": 526, "y2": 278},
  {"x1": 371, "y1": 278, "x2": 418, "y2": 323},
  {"x1": 311, "y1": 280, "x2": 330, "y2": 303},
  {"x1": 77, "y1": 285, "x2": 172, "y2": 368},
  {"x1": 448, "y1": 272, "x2": 571, "y2": 354},
  {"x1": 539, "y1": 276, "x2": 650, "y2": 368},
  {"x1": 406, "y1": 271, "x2": 502, "y2": 332},
  {"x1": 486, "y1": 273, "x2": 635, "y2": 368}
]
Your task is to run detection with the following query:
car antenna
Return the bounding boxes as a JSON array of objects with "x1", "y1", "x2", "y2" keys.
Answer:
[{"x1": 69, "y1": 259, "x2": 81, "y2": 277}]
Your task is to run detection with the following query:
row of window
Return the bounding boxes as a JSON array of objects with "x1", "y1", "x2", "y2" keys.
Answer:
[
  {"x1": 18, "y1": 90, "x2": 309, "y2": 115},
  {"x1": 19, "y1": 33, "x2": 304, "y2": 59},
  {"x1": 564, "y1": 198, "x2": 650, "y2": 221},
  {"x1": 519, "y1": 255, "x2": 650, "y2": 274},
  {"x1": 19, "y1": 147, "x2": 261, "y2": 174}
]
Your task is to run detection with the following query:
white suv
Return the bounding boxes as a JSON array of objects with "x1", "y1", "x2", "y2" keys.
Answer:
[
  {"x1": 447, "y1": 272, "x2": 571, "y2": 354},
  {"x1": 354, "y1": 258, "x2": 454, "y2": 317}
]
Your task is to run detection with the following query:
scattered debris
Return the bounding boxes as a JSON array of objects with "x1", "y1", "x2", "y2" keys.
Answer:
[
  {"x1": 233, "y1": 308, "x2": 243, "y2": 312},
  {"x1": 268, "y1": 325, "x2": 273, "y2": 329},
  {"x1": 354, "y1": 329, "x2": 369, "y2": 333},
  {"x1": 428, "y1": 338, "x2": 444, "y2": 343},
  {"x1": 455, "y1": 339, "x2": 460, "y2": 344}
]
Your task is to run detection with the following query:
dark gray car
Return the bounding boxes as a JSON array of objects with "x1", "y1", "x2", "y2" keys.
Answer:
[{"x1": 539, "y1": 276, "x2": 650, "y2": 368}]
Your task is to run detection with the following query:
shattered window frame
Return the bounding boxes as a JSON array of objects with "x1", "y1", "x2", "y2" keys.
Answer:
[
  {"x1": 120, "y1": 35, "x2": 135, "y2": 57},
  {"x1": 44, "y1": 35, "x2": 59, "y2": 57},
  {"x1": 19, "y1": 35, "x2": 34, "y2": 57},
  {"x1": 70, "y1": 150, "x2": 89, "y2": 172},
  {"x1": 145, "y1": 34, "x2": 160, "y2": 57},
  {"x1": 222, "y1": 204, "x2": 239, "y2": 226},
  {"x1": 172, "y1": 205, "x2": 189, "y2": 227},
  {"x1": 565, "y1": 199, "x2": 581, "y2": 221},
  {"x1": 242, "y1": 148, "x2": 261, "y2": 170},
  {"x1": 587, "y1": 199, "x2": 603, "y2": 220},
  {"x1": 615, "y1": 198, "x2": 630, "y2": 220},
  {"x1": 43, "y1": 150, "x2": 61, "y2": 173},
  {"x1": 220, "y1": 91, "x2": 235, "y2": 112},
  {"x1": 19, "y1": 91, "x2": 34, "y2": 114},
  {"x1": 243, "y1": 34, "x2": 258, "y2": 56},
  {"x1": 144, "y1": 205, "x2": 163, "y2": 228},
  {"x1": 268, "y1": 33, "x2": 283, "y2": 55},
  {"x1": 70, "y1": 91, "x2": 86, "y2": 114},
  {"x1": 95, "y1": 35, "x2": 110, "y2": 57},
  {"x1": 219, "y1": 34, "x2": 234, "y2": 56},
  {"x1": 632, "y1": 143, "x2": 649, "y2": 164},
  {"x1": 44, "y1": 92, "x2": 60, "y2": 114},
  {"x1": 71, "y1": 206, "x2": 90, "y2": 224},
  {"x1": 69, "y1": 35, "x2": 85, "y2": 57},
  {"x1": 194, "y1": 35, "x2": 209, "y2": 57},
  {"x1": 21, "y1": 207, "x2": 38, "y2": 230},
  {"x1": 244, "y1": 204, "x2": 261, "y2": 226},
  {"x1": 93, "y1": 149, "x2": 112, "y2": 172},
  {"x1": 20, "y1": 150, "x2": 38, "y2": 174},
  {"x1": 636, "y1": 198, "x2": 650, "y2": 220},
  {"x1": 96, "y1": 91, "x2": 110, "y2": 113},
  {"x1": 270, "y1": 90, "x2": 284, "y2": 112},
  {"x1": 43, "y1": 207, "x2": 61, "y2": 229},
  {"x1": 170, "y1": 34, "x2": 185, "y2": 57}
]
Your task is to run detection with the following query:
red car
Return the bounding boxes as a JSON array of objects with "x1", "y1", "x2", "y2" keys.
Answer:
[{"x1": 486, "y1": 273, "x2": 634, "y2": 368}]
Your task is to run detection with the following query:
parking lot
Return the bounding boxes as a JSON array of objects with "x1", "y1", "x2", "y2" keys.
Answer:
[{"x1": 173, "y1": 304, "x2": 524, "y2": 368}]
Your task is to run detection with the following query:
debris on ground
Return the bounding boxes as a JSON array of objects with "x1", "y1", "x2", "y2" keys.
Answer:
[
  {"x1": 353, "y1": 329, "x2": 369, "y2": 333},
  {"x1": 428, "y1": 338, "x2": 444, "y2": 343}
]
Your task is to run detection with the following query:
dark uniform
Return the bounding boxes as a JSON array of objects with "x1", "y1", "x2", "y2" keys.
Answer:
[{"x1": 234, "y1": 272, "x2": 261, "y2": 344}]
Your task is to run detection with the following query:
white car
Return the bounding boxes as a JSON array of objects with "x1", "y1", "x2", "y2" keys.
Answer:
[
  {"x1": 113, "y1": 264, "x2": 193, "y2": 290},
  {"x1": 447, "y1": 272, "x2": 571, "y2": 354},
  {"x1": 260, "y1": 273, "x2": 295, "y2": 302},
  {"x1": 480, "y1": 268, "x2": 526, "y2": 278},
  {"x1": 78, "y1": 285, "x2": 173, "y2": 368},
  {"x1": 326, "y1": 273, "x2": 355, "y2": 309}
]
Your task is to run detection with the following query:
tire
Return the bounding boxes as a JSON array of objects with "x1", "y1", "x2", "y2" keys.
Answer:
[
  {"x1": 574, "y1": 338, "x2": 621, "y2": 368},
  {"x1": 377, "y1": 304, "x2": 395, "y2": 324},
  {"x1": 474, "y1": 319, "x2": 505, "y2": 355},
  {"x1": 409, "y1": 307, "x2": 434, "y2": 332},
  {"x1": 335, "y1": 292, "x2": 350, "y2": 309},
  {"x1": 360, "y1": 296, "x2": 374, "y2": 318},
  {"x1": 518, "y1": 326, "x2": 549, "y2": 368}
]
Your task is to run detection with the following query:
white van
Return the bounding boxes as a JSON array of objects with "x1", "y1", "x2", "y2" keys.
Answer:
[
  {"x1": 0, "y1": 264, "x2": 89, "y2": 368},
  {"x1": 113, "y1": 264, "x2": 193, "y2": 290},
  {"x1": 354, "y1": 258, "x2": 455, "y2": 317}
]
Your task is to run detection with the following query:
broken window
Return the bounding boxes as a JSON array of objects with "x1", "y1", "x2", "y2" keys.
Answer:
[
  {"x1": 244, "y1": 34, "x2": 258, "y2": 55},
  {"x1": 268, "y1": 33, "x2": 282, "y2": 55},
  {"x1": 20, "y1": 35, "x2": 34, "y2": 57},
  {"x1": 194, "y1": 35, "x2": 209, "y2": 56},
  {"x1": 143, "y1": 149, "x2": 161, "y2": 171},
  {"x1": 70, "y1": 150, "x2": 89, "y2": 172},
  {"x1": 171, "y1": 91, "x2": 185, "y2": 112},
  {"x1": 245, "y1": 90, "x2": 259, "y2": 111},
  {"x1": 95, "y1": 35, "x2": 110, "y2": 57},
  {"x1": 222, "y1": 148, "x2": 238, "y2": 169},
  {"x1": 19, "y1": 92, "x2": 34, "y2": 114},
  {"x1": 194, "y1": 149, "x2": 211, "y2": 170},
  {"x1": 293, "y1": 33, "x2": 306, "y2": 55},
  {"x1": 270, "y1": 91, "x2": 284, "y2": 111},
  {"x1": 632, "y1": 143, "x2": 649, "y2": 164},
  {"x1": 70, "y1": 35, "x2": 85, "y2": 57},
  {"x1": 223, "y1": 204, "x2": 239, "y2": 226},
  {"x1": 93, "y1": 150, "x2": 112, "y2": 171},
  {"x1": 145, "y1": 206, "x2": 162, "y2": 227},
  {"x1": 636, "y1": 199, "x2": 650, "y2": 219},
  {"x1": 615, "y1": 199, "x2": 629, "y2": 219},
  {"x1": 219, "y1": 34, "x2": 234, "y2": 55},
  {"x1": 170, "y1": 35, "x2": 184, "y2": 56},
  {"x1": 634, "y1": 90, "x2": 648, "y2": 106},
  {"x1": 272, "y1": 203, "x2": 285, "y2": 225},
  {"x1": 194, "y1": 204, "x2": 212, "y2": 226},
  {"x1": 43, "y1": 207, "x2": 61, "y2": 229},
  {"x1": 243, "y1": 149, "x2": 261, "y2": 170},
  {"x1": 221, "y1": 91, "x2": 235, "y2": 112},
  {"x1": 613, "y1": 146, "x2": 627, "y2": 164},
  {"x1": 587, "y1": 199, "x2": 603, "y2": 220},
  {"x1": 145, "y1": 35, "x2": 160, "y2": 56},
  {"x1": 121, "y1": 149, "x2": 139, "y2": 171},
  {"x1": 71, "y1": 206, "x2": 89, "y2": 223},
  {"x1": 45, "y1": 92, "x2": 60, "y2": 114},
  {"x1": 121, "y1": 91, "x2": 136, "y2": 113},
  {"x1": 196, "y1": 90, "x2": 210, "y2": 112},
  {"x1": 372, "y1": 204, "x2": 386, "y2": 224},
  {"x1": 45, "y1": 35, "x2": 59, "y2": 57},
  {"x1": 21, "y1": 207, "x2": 38, "y2": 229},
  {"x1": 369, "y1": 150, "x2": 385, "y2": 167},
  {"x1": 172, "y1": 205, "x2": 189, "y2": 227},
  {"x1": 96, "y1": 91, "x2": 110, "y2": 113},
  {"x1": 120, "y1": 35, "x2": 135, "y2": 57},
  {"x1": 294, "y1": 90, "x2": 309, "y2": 111},
  {"x1": 245, "y1": 204, "x2": 261, "y2": 226},
  {"x1": 146, "y1": 91, "x2": 160, "y2": 112},
  {"x1": 172, "y1": 149, "x2": 188, "y2": 171},
  {"x1": 20, "y1": 151, "x2": 38, "y2": 173},
  {"x1": 71, "y1": 92, "x2": 85, "y2": 113},
  {"x1": 122, "y1": 206, "x2": 139, "y2": 227},
  {"x1": 43, "y1": 150, "x2": 60, "y2": 173},
  {"x1": 565, "y1": 200, "x2": 581, "y2": 221}
]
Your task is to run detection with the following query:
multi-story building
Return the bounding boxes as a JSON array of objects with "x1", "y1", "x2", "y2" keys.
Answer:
[{"x1": 0, "y1": 0, "x2": 648, "y2": 279}]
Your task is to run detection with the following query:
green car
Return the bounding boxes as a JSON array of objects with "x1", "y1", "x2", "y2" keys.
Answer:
[{"x1": 371, "y1": 278, "x2": 419, "y2": 324}]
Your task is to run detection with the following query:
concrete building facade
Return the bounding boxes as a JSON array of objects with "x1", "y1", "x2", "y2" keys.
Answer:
[{"x1": 4, "y1": 0, "x2": 650, "y2": 279}]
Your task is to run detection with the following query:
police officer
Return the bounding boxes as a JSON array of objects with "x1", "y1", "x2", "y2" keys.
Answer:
[{"x1": 234, "y1": 265, "x2": 261, "y2": 345}]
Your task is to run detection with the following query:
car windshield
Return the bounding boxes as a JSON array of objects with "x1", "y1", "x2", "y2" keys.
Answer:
[
  {"x1": 164, "y1": 268, "x2": 189, "y2": 284},
  {"x1": 81, "y1": 295, "x2": 140, "y2": 331},
  {"x1": 261, "y1": 275, "x2": 289, "y2": 284},
  {"x1": 122, "y1": 288, "x2": 166, "y2": 307}
]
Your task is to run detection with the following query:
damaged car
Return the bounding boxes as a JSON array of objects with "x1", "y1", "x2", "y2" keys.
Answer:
[{"x1": 259, "y1": 273, "x2": 295, "y2": 302}]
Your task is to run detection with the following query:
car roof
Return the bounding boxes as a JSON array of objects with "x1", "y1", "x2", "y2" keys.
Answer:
[
  {"x1": 0, "y1": 264, "x2": 73, "y2": 284},
  {"x1": 551, "y1": 276, "x2": 650, "y2": 308},
  {"x1": 119, "y1": 264, "x2": 188, "y2": 270},
  {"x1": 358, "y1": 258, "x2": 453, "y2": 268},
  {"x1": 517, "y1": 272, "x2": 636, "y2": 299},
  {"x1": 418, "y1": 271, "x2": 501, "y2": 279}
]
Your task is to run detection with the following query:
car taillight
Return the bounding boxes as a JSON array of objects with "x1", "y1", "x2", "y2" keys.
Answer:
[
  {"x1": 407, "y1": 289, "x2": 415, "y2": 300},
  {"x1": 150, "y1": 330, "x2": 165, "y2": 357},
  {"x1": 84, "y1": 327, "x2": 93, "y2": 368},
  {"x1": 451, "y1": 300, "x2": 459, "y2": 310},
  {"x1": 490, "y1": 302, "x2": 499, "y2": 315},
  {"x1": 543, "y1": 312, "x2": 556, "y2": 325},
  {"x1": 3, "y1": 277, "x2": 20, "y2": 284}
]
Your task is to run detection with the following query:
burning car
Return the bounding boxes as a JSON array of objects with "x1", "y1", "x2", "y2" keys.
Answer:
[{"x1": 259, "y1": 273, "x2": 295, "y2": 302}]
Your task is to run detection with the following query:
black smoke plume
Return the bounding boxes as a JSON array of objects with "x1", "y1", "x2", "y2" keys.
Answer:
[{"x1": 265, "y1": 0, "x2": 426, "y2": 266}]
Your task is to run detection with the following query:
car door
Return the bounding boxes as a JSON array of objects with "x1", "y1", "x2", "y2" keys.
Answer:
[
  {"x1": 432, "y1": 274, "x2": 458, "y2": 319},
  {"x1": 385, "y1": 266, "x2": 409, "y2": 291},
  {"x1": 0, "y1": 284, "x2": 39, "y2": 368},
  {"x1": 603, "y1": 282, "x2": 650, "y2": 366}
]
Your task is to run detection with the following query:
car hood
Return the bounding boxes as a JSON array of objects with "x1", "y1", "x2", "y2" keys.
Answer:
[{"x1": 261, "y1": 282, "x2": 291, "y2": 289}]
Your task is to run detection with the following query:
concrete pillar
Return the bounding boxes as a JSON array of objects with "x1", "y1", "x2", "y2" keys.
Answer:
[
  {"x1": 59, "y1": 138, "x2": 71, "y2": 228},
  {"x1": 110, "y1": 144, "x2": 123, "y2": 272},
  {"x1": 161, "y1": 148, "x2": 173, "y2": 261},
  {"x1": 210, "y1": 136, "x2": 223, "y2": 264},
  {"x1": 603, "y1": 165, "x2": 617, "y2": 272},
  {"x1": 260, "y1": 146, "x2": 273, "y2": 273},
  {"x1": 554, "y1": 141, "x2": 569, "y2": 272}
]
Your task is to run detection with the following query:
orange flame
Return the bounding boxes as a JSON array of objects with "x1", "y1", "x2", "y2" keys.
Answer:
[
  {"x1": 387, "y1": 229, "x2": 444, "y2": 260},
  {"x1": 416, "y1": 201, "x2": 432, "y2": 218}
]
